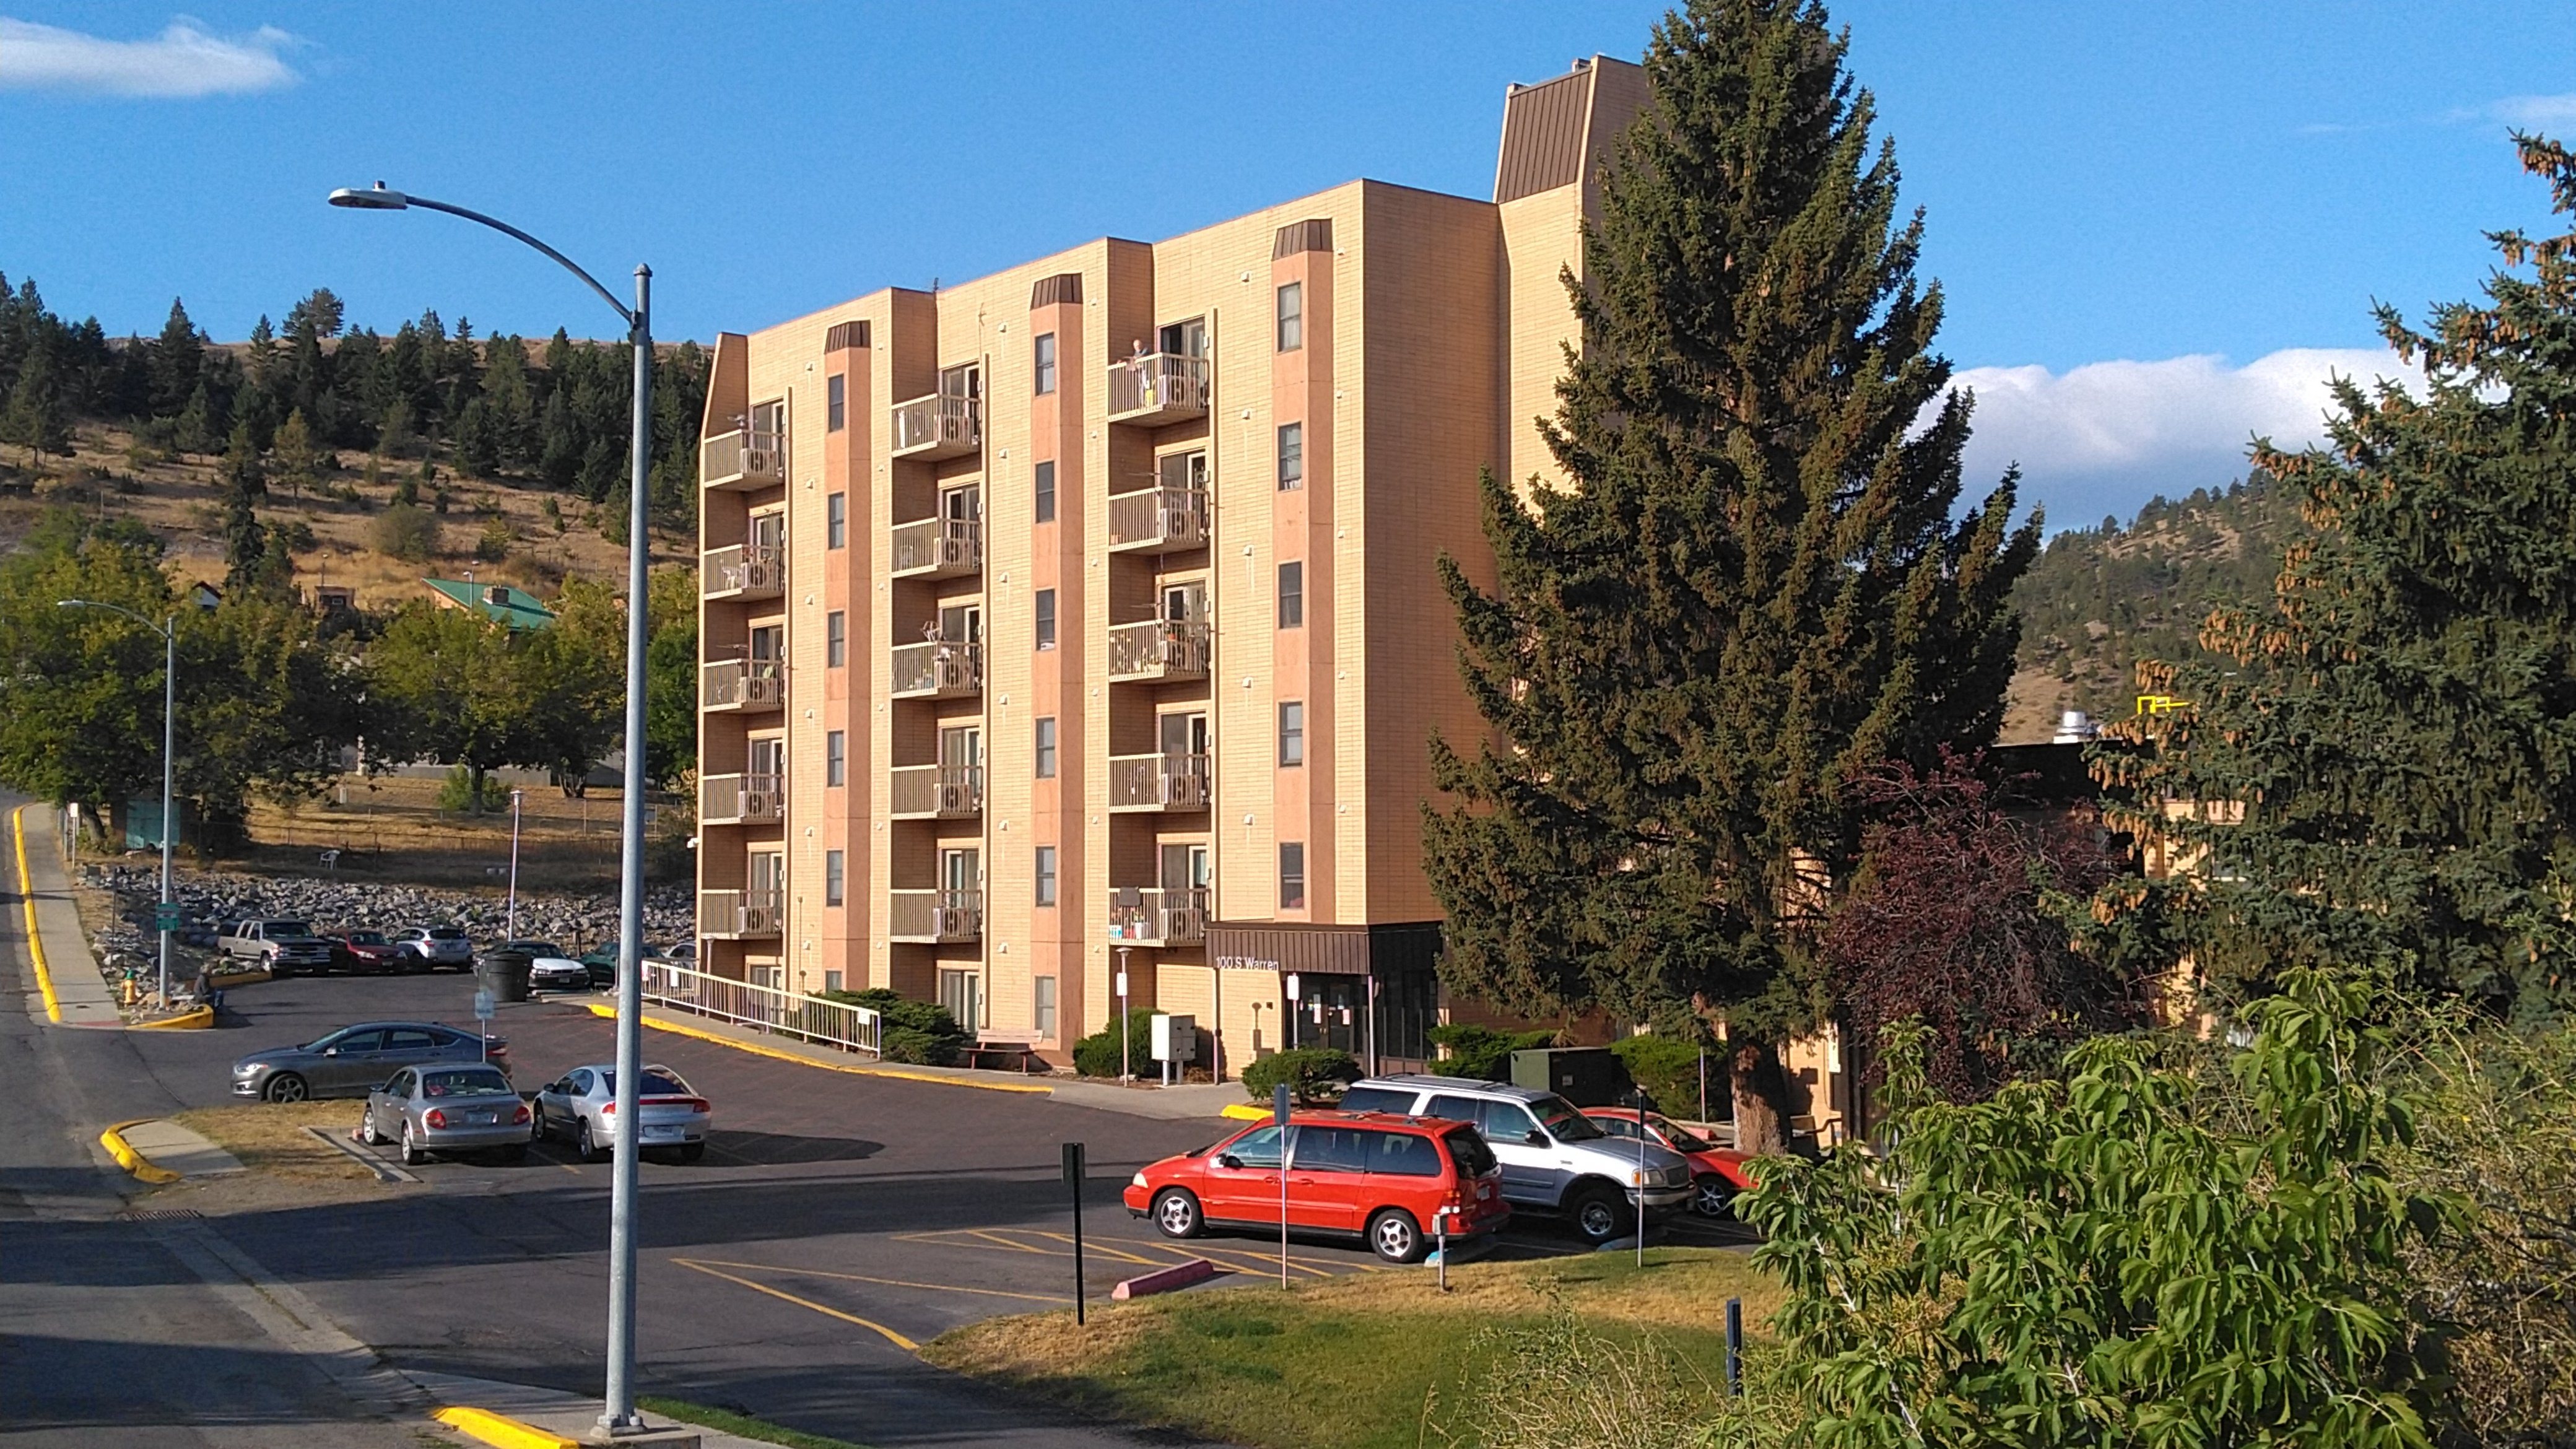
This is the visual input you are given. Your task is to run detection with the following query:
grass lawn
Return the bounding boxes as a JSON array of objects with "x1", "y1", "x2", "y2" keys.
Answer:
[
  {"x1": 636, "y1": 1398, "x2": 874, "y2": 1449},
  {"x1": 921, "y1": 1246, "x2": 1779, "y2": 1449},
  {"x1": 171, "y1": 1101, "x2": 378, "y2": 1182}
]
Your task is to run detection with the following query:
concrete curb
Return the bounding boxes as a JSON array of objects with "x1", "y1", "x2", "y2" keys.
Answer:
[
  {"x1": 1219, "y1": 1101, "x2": 1273, "y2": 1121},
  {"x1": 1111, "y1": 1257, "x2": 1220, "y2": 1300},
  {"x1": 100, "y1": 1120, "x2": 181, "y2": 1185},
  {"x1": 303, "y1": 1125, "x2": 422, "y2": 1184},
  {"x1": 585, "y1": 1001, "x2": 1056, "y2": 1095},
  {"x1": 134, "y1": 1004, "x2": 214, "y2": 1029},
  {"x1": 432, "y1": 1405, "x2": 582, "y2": 1449},
  {"x1": 206, "y1": 964, "x2": 272, "y2": 990},
  {"x1": 11, "y1": 806, "x2": 61, "y2": 1024}
]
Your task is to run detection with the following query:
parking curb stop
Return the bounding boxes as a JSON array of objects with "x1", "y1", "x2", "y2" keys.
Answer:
[
  {"x1": 432, "y1": 1405, "x2": 583, "y2": 1449},
  {"x1": 101, "y1": 1121, "x2": 181, "y2": 1185},
  {"x1": 1112, "y1": 1258, "x2": 1219, "y2": 1300},
  {"x1": 1218, "y1": 1101, "x2": 1271, "y2": 1121}
]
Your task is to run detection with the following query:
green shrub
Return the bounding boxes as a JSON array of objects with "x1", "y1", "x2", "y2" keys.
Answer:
[
  {"x1": 1426, "y1": 1022, "x2": 1555, "y2": 1080},
  {"x1": 822, "y1": 987, "x2": 967, "y2": 1066},
  {"x1": 373, "y1": 500, "x2": 439, "y2": 561},
  {"x1": 433, "y1": 765, "x2": 508, "y2": 812},
  {"x1": 1609, "y1": 1033, "x2": 1714, "y2": 1115},
  {"x1": 1239, "y1": 1047, "x2": 1360, "y2": 1104},
  {"x1": 474, "y1": 516, "x2": 513, "y2": 562},
  {"x1": 1073, "y1": 1007, "x2": 1158, "y2": 1078}
]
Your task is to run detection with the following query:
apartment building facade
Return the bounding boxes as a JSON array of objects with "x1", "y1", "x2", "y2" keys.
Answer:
[{"x1": 695, "y1": 56, "x2": 1649, "y2": 1073}]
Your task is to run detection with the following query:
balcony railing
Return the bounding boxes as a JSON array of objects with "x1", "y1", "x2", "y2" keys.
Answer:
[
  {"x1": 1107, "y1": 620, "x2": 1211, "y2": 682},
  {"x1": 891, "y1": 394, "x2": 980, "y2": 459},
  {"x1": 703, "y1": 542, "x2": 785, "y2": 601},
  {"x1": 699, "y1": 887, "x2": 783, "y2": 939},
  {"x1": 890, "y1": 640, "x2": 982, "y2": 700},
  {"x1": 703, "y1": 659, "x2": 785, "y2": 711},
  {"x1": 700, "y1": 772, "x2": 784, "y2": 826},
  {"x1": 641, "y1": 960, "x2": 880, "y2": 1058},
  {"x1": 1106, "y1": 486, "x2": 1209, "y2": 554},
  {"x1": 890, "y1": 764, "x2": 983, "y2": 819},
  {"x1": 701, "y1": 429, "x2": 786, "y2": 490},
  {"x1": 890, "y1": 516, "x2": 982, "y2": 579},
  {"x1": 889, "y1": 888, "x2": 982, "y2": 943},
  {"x1": 1107, "y1": 887, "x2": 1209, "y2": 946},
  {"x1": 1109, "y1": 753, "x2": 1211, "y2": 812},
  {"x1": 1106, "y1": 353, "x2": 1210, "y2": 426}
]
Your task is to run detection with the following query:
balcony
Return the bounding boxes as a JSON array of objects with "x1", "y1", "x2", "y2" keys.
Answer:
[
  {"x1": 890, "y1": 516, "x2": 982, "y2": 580},
  {"x1": 1107, "y1": 486, "x2": 1209, "y2": 554},
  {"x1": 1107, "y1": 620, "x2": 1211, "y2": 683},
  {"x1": 892, "y1": 394, "x2": 980, "y2": 460},
  {"x1": 1106, "y1": 354, "x2": 1210, "y2": 427},
  {"x1": 1107, "y1": 887, "x2": 1208, "y2": 946},
  {"x1": 700, "y1": 888, "x2": 783, "y2": 939},
  {"x1": 890, "y1": 764, "x2": 982, "y2": 820},
  {"x1": 890, "y1": 640, "x2": 982, "y2": 700},
  {"x1": 703, "y1": 543, "x2": 785, "y2": 601},
  {"x1": 1110, "y1": 753, "x2": 1211, "y2": 812},
  {"x1": 702, "y1": 429, "x2": 786, "y2": 490},
  {"x1": 889, "y1": 889, "x2": 981, "y2": 944},
  {"x1": 700, "y1": 772, "x2": 784, "y2": 827},
  {"x1": 703, "y1": 659, "x2": 785, "y2": 712}
]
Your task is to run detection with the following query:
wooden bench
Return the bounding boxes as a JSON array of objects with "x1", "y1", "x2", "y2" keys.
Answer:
[{"x1": 962, "y1": 1030, "x2": 1050, "y2": 1073}]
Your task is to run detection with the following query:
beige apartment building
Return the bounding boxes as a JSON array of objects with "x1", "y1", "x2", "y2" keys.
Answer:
[{"x1": 694, "y1": 56, "x2": 1653, "y2": 1074}]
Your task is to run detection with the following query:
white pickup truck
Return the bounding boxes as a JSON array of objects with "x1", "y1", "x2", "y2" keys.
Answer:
[{"x1": 217, "y1": 918, "x2": 337, "y2": 978}]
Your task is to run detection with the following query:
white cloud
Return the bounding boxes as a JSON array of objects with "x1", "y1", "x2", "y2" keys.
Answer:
[
  {"x1": 1952, "y1": 348, "x2": 2420, "y2": 530},
  {"x1": 2485, "y1": 93, "x2": 2576, "y2": 130},
  {"x1": 0, "y1": 16, "x2": 300, "y2": 98}
]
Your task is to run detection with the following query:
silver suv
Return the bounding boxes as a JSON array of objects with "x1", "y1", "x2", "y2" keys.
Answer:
[{"x1": 1339, "y1": 1074, "x2": 1694, "y2": 1243}]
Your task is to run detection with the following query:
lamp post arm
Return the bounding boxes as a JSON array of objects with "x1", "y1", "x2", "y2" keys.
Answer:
[{"x1": 398, "y1": 195, "x2": 635, "y2": 328}]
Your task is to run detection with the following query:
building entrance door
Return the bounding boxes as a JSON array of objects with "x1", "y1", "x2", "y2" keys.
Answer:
[{"x1": 939, "y1": 969, "x2": 981, "y2": 1033}]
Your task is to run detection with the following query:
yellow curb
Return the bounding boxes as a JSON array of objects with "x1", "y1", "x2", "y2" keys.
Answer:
[
  {"x1": 206, "y1": 965, "x2": 271, "y2": 989},
  {"x1": 12, "y1": 806, "x2": 62, "y2": 1024},
  {"x1": 1220, "y1": 1101, "x2": 1274, "y2": 1121},
  {"x1": 430, "y1": 1405, "x2": 579, "y2": 1449},
  {"x1": 101, "y1": 1120, "x2": 181, "y2": 1185},
  {"x1": 585, "y1": 1002, "x2": 1054, "y2": 1095},
  {"x1": 135, "y1": 1004, "x2": 214, "y2": 1030}
]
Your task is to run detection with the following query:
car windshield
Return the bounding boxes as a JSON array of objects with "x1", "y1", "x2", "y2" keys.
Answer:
[
  {"x1": 271, "y1": 921, "x2": 311, "y2": 936},
  {"x1": 1532, "y1": 1095, "x2": 1605, "y2": 1141},
  {"x1": 429, "y1": 928, "x2": 466, "y2": 940},
  {"x1": 599, "y1": 1070, "x2": 692, "y2": 1097},
  {"x1": 420, "y1": 1069, "x2": 513, "y2": 1097},
  {"x1": 346, "y1": 931, "x2": 386, "y2": 946},
  {"x1": 1650, "y1": 1115, "x2": 1716, "y2": 1152}
]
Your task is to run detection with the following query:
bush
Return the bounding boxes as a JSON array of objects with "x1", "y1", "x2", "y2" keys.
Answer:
[
  {"x1": 1240, "y1": 1047, "x2": 1360, "y2": 1105},
  {"x1": 433, "y1": 765, "x2": 508, "y2": 812},
  {"x1": 822, "y1": 987, "x2": 967, "y2": 1066},
  {"x1": 1073, "y1": 1008, "x2": 1158, "y2": 1078},
  {"x1": 1426, "y1": 1022, "x2": 1555, "y2": 1081},
  {"x1": 1609, "y1": 1033, "x2": 1714, "y2": 1115},
  {"x1": 373, "y1": 500, "x2": 439, "y2": 562},
  {"x1": 474, "y1": 516, "x2": 513, "y2": 562}
]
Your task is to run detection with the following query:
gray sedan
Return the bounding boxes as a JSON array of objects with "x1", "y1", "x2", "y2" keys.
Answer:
[
  {"x1": 361, "y1": 1064, "x2": 532, "y2": 1164},
  {"x1": 231, "y1": 1020, "x2": 507, "y2": 1102},
  {"x1": 534, "y1": 1064, "x2": 711, "y2": 1163}
]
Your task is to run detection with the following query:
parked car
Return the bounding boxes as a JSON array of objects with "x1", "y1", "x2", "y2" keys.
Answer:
[
  {"x1": 217, "y1": 918, "x2": 336, "y2": 978},
  {"x1": 533, "y1": 1063, "x2": 711, "y2": 1162},
  {"x1": 528, "y1": 955, "x2": 591, "y2": 993},
  {"x1": 1126, "y1": 1110, "x2": 1509, "y2": 1264},
  {"x1": 391, "y1": 926, "x2": 474, "y2": 971},
  {"x1": 231, "y1": 1020, "x2": 506, "y2": 1102},
  {"x1": 325, "y1": 930, "x2": 409, "y2": 975},
  {"x1": 360, "y1": 1063, "x2": 533, "y2": 1164},
  {"x1": 1336, "y1": 1075, "x2": 1695, "y2": 1244},
  {"x1": 1584, "y1": 1105, "x2": 1758, "y2": 1218},
  {"x1": 576, "y1": 946, "x2": 620, "y2": 989}
]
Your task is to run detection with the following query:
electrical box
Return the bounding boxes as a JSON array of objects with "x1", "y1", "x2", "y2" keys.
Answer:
[{"x1": 1151, "y1": 1012, "x2": 1196, "y2": 1063}]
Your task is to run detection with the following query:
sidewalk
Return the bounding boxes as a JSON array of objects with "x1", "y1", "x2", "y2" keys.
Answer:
[
  {"x1": 9, "y1": 804, "x2": 123, "y2": 1027},
  {"x1": 412, "y1": 1370, "x2": 766, "y2": 1449}
]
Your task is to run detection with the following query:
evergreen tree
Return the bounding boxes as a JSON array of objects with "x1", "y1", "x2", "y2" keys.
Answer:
[
  {"x1": 217, "y1": 420, "x2": 271, "y2": 593},
  {"x1": 1, "y1": 339, "x2": 73, "y2": 465},
  {"x1": 272, "y1": 409, "x2": 321, "y2": 505},
  {"x1": 149, "y1": 297, "x2": 203, "y2": 417},
  {"x1": 1421, "y1": 0, "x2": 2035, "y2": 1149},
  {"x1": 2103, "y1": 136, "x2": 2576, "y2": 1024}
]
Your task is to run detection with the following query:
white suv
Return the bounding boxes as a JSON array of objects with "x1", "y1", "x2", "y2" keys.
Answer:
[{"x1": 1338, "y1": 1074, "x2": 1694, "y2": 1244}]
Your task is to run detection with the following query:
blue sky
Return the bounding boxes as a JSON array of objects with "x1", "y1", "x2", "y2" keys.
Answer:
[{"x1": 3, "y1": 2, "x2": 2570, "y2": 526}]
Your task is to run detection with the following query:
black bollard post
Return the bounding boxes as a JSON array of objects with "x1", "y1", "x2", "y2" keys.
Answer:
[
  {"x1": 1725, "y1": 1295, "x2": 1743, "y2": 1395},
  {"x1": 1063, "y1": 1142, "x2": 1087, "y2": 1325}
]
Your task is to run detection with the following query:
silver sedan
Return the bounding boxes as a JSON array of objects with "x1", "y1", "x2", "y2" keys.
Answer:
[
  {"x1": 533, "y1": 1063, "x2": 711, "y2": 1163},
  {"x1": 360, "y1": 1064, "x2": 532, "y2": 1165}
]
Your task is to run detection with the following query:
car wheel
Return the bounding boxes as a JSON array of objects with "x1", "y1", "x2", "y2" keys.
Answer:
[
  {"x1": 1570, "y1": 1184, "x2": 1627, "y2": 1245},
  {"x1": 262, "y1": 1073, "x2": 309, "y2": 1103},
  {"x1": 399, "y1": 1121, "x2": 425, "y2": 1167},
  {"x1": 577, "y1": 1118, "x2": 606, "y2": 1162},
  {"x1": 678, "y1": 1142, "x2": 706, "y2": 1164},
  {"x1": 361, "y1": 1106, "x2": 385, "y2": 1145},
  {"x1": 1693, "y1": 1173, "x2": 1737, "y2": 1219},
  {"x1": 1151, "y1": 1188, "x2": 1203, "y2": 1240},
  {"x1": 1368, "y1": 1208, "x2": 1426, "y2": 1264}
]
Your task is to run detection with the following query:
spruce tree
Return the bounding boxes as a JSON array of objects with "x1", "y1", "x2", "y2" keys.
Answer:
[
  {"x1": 149, "y1": 298, "x2": 202, "y2": 417},
  {"x1": 1423, "y1": 0, "x2": 2035, "y2": 1149},
  {"x1": 218, "y1": 420, "x2": 271, "y2": 593},
  {"x1": 1, "y1": 341, "x2": 73, "y2": 466},
  {"x1": 2103, "y1": 136, "x2": 2576, "y2": 1024}
]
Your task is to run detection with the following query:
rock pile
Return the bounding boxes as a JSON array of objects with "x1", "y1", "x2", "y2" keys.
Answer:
[{"x1": 80, "y1": 864, "x2": 692, "y2": 955}]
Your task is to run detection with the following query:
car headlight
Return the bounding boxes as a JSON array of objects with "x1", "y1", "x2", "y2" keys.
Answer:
[{"x1": 1131, "y1": 1172, "x2": 1149, "y2": 1189}]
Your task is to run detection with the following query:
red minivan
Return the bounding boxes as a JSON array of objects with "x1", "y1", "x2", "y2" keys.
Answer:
[{"x1": 1125, "y1": 1110, "x2": 1510, "y2": 1263}]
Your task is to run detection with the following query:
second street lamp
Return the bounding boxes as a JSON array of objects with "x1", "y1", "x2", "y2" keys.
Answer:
[{"x1": 329, "y1": 183, "x2": 656, "y2": 1435}]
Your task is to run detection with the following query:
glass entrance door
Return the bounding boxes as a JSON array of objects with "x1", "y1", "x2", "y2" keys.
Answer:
[{"x1": 939, "y1": 969, "x2": 981, "y2": 1032}]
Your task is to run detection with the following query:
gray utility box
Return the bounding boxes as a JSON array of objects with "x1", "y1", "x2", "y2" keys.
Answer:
[{"x1": 1508, "y1": 1046, "x2": 1631, "y2": 1107}]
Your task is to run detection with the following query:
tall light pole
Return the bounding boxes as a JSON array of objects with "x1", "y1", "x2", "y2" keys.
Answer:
[
  {"x1": 330, "y1": 183, "x2": 656, "y2": 1435},
  {"x1": 505, "y1": 788, "x2": 523, "y2": 941},
  {"x1": 58, "y1": 600, "x2": 176, "y2": 1009}
]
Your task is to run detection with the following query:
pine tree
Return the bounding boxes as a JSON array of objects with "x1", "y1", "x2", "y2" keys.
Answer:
[
  {"x1": 149, "y1": 298, "x2": 203, "y2": 417},
  {"x1": 272, "y1": 409, "x2": 321, "y2": 505},
  {"x1": 1, "y1": 339, "x2": 74, "y2": 466},
  {"x1": 1422, "y1": 0, "x2": 2035, "y2": 1149},
  {"x1": 218, "y1": 420, "x2": 271, "y2": 593},
  {"x1": 2104, "y1": 136, "x2": 2576, "y2": 1024}
]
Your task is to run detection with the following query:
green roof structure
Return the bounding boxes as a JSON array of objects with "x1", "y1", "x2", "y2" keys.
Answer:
[{"x1": 424, "y1": 577, "x2": 556, "y2": 630}]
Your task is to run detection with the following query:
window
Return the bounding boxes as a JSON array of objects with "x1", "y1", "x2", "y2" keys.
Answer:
[
  {"x1": 1368, "y1": 1131, "x2": 1445, "y2": 1177},
  {"x1": 1222, "y1": 1123, "x2": 1285, "y2": 1168},
  {"x1": 1290, "y1": 1125, "x2": 1370, "y2": 1173},
  {"x1": 1277, "y1": 561, "x2": 1303, "y2": 629},
  {"x1": 1277, "y1": 422, "x2": 1303, "y2": 490},
  {"x1": 1035, "y1": 716, "x2": 1058, "y2": 778},
  {"x1": 825, "y1": 610, "x2": 846, "y2": 668},
  {"x1": 826, "y1": 492, "x2": 846, "y2": 549},
  {"x1": 826, "y1": 373, "x2": 846, "y2": 432},
  {"x1": 825, "y1": 730, "x2": 845, "y2": 786},
  {"x1": 1033, "y1": 460, "x2": 1056, "y2": 524},
  {"x1": 1034, "y1": 588, "x2": 1056, "y2": 650},
  {"x1": 1034, "y1": 975, "x2": 1058, "y2": 1039},
  {"x1": 824, "y1": 850, "x2": 845, "y2": 907},
  {"x1": 824, "y1": 970, "x2": 845, "y2": 994},
  {"x1": 1279, "y1": 701, "x2": 1304, "y2": 767},
  {"x1": 1276, "y1": 281, "x2": 1303, "y2": 352},
  {"x1": 1035, "y1": 846, "x2": 1058, "y2": 907},
  {"x1": 1280, "y1": 842, "x2": 1307, "y2": 910},
  {"x1": 1033, "y1": 332, "x2": 1057, "y2": 394}
]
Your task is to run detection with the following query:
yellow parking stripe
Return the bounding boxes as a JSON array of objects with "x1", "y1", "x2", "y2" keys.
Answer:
[
  {"x1": 681, "y1": 1258, "x2": 1070, "y2": 1305},
  {"x1": 669, "y1": 1258, "x2": 918, "y2": 1351},
  {"x1": 1028, "y1": 1231, "x2": 1165, "y2": 1267}
]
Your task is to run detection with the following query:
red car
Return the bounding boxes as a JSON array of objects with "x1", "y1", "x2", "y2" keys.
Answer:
[
  {"x1": 1585, "y1": 1105, "x2": 1759, "y2": 1218},
  {"x1": 1125, "y1": 1110, "x2": 1510, "y2": 1264},
  {"x1": 326, "y1": 930, "x2": 412, "y2": 975}
]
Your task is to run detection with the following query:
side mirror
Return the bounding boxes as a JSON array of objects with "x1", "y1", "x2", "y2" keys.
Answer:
[
  {"x1": 323, "y1": 1046, "x2": 340, "y2": 1057},
  {"x1": 1525, "y1": 1128, "x2": 1549, "y2": 1146},
  {"x1": 1216, "y1": 1154, "x2": 1243, "y2": 1171}
]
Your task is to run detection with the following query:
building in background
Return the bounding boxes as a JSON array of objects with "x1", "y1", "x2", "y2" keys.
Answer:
[
  {"x1": 423, "y1": 577, "x2": 556, "y2": 630},
  {"x1": 695, "y1": 56, "x2": 1647, "y2": 1073}
]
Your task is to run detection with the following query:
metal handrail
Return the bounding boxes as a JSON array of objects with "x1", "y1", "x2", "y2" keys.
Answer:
[
  {"x1": 891, "y1": 516, "x2": 982, "y2": 574},
  {"x1": 1107, "y1": 886, "x2": 1209, "y2": 944},
  {"x1": 638, "y1": 959, "x2": 879, "y2": 1057},
  {"x1": 703, "y1": 542, "x2": 785, "y2": 596},
  {"x1": 1107, "y1": 485, "x2": 1209, "y2": 550},
  {"x1": 1109, "y1": 752, "x2": 1211, "y2": 810},
  {"x1": 890, "y1": 763, "x2": 983, "y2": 817},
  {"x1": 1107, "y1": 353, "x2": 1210, "y2": 417},
  {"x1": 701, "y1": 428, "x2": 785, "y2": 485},
  {"x1": 702, "y1": 659, "x2": 784, "y2": 708},
  {"x1": 700, "y1": 772, "x2": 784, "y2": 823}
]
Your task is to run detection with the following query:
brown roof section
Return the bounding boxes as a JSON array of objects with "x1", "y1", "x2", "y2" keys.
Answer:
[
  {"x1": 1272, "y1": 218, "x2": 1334, "y2": 259},
  {"x1": 1029, "y1": 272, "x2": 1083, "y2": 308},
  {"x1": 824, "y1": 320, "x2": 871, "y2": 351},
  {"x1": 1492, "y1": 55, "x2": 1650, "y2": 205}
]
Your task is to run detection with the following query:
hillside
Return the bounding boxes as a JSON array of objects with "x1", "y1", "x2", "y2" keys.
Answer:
[{"x1": 1999, "y1": 472, "x2": 2308, "y2": 741}]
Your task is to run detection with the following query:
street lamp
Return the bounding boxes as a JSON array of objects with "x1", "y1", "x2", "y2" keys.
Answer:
[
  {"x1": 58, "y1": 600, "x2": 176, "y2": 1011},
  {"x1": 331, "y1": 181, "x2": 656, "y2": 1435},
  {"x1": 505, "y1": 788, "x2": 523, "y2": 941}
]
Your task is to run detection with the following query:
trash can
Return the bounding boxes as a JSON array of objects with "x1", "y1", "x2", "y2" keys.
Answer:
[{"x1": 475, "y1": 949, "x2": 534, "y2": 1004}]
